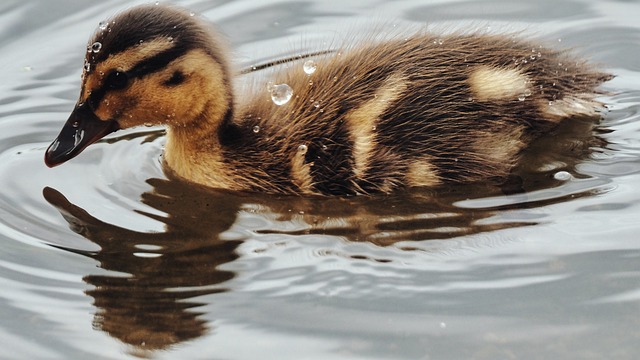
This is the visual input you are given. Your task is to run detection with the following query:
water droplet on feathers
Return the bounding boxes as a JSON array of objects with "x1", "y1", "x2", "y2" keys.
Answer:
[
  {"x1": 270, "y1": 84, "x2": 293, "y2": 105},
  {"x1": 90, "y1": 42, "x2": 102, "y2": 53},
  {"x1": 303, "y1": 60, "x2": 317, "y2": 74}
]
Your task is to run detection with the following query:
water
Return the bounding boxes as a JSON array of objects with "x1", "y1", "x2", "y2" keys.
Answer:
[
  {"x1": 303, "y1": 60, "x2": 317, "y2": 75},
  {"x1": 270, "y1": 83, "x2": 294, "y2": 105},
  {"x1": 1, "y1": 0, "x2": 640, "y2": 359}
]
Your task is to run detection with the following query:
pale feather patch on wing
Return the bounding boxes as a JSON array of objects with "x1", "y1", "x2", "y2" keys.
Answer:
[
  {"x1": 469, "y1": 66, "x2": 530, "y2": 101},
  {"x1": 346, "y1": 74, "x2": 407, "y2": 179},
  {"x1": 406, "y1": 160, "x2": 440, "y2": 187},
  {"x1": 542, "y1": 95, "x2": 605, "y2": 120},
  {"x1": 473, "y1": 127, "x2": 525, "y2": 166},
  {"x1": 290, "y1": 149, "x2": 315, "y2": 194}
]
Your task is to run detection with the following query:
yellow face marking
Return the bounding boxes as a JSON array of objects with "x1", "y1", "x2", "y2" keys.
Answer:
[
  {"x1": 468, "y1": 66, "x2": 530, "y2": 101},
  {"x1": 406, "y1": 160, "x2": 440, "y2": 188},
  {"x1": 81, "y1": 37, "x2": 175, "y2": 102},
  {"x1": 346, "y1": 74, "x2": 407, "y2": 179},
  {"x1": 91, "y1": 49, "x2": 229, "y2": 130}
]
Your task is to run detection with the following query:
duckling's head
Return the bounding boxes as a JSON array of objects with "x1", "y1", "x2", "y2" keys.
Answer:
[{"x1": 45, "y1": 4, "x2": 232, "y2": 167}]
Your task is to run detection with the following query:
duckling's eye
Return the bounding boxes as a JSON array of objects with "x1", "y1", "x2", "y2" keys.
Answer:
[{"x1": 104, "y1": 71, "x2": 129, "y2": 90}]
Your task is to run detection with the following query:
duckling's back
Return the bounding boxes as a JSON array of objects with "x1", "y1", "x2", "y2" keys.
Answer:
[{"x1": 223, "y1": 33, "x2": 611, "y2": 195}]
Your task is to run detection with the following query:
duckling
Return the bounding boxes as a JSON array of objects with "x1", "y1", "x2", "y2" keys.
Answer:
[{"x1": 44, "y1": 4, "x2": 612, "y2": 195}]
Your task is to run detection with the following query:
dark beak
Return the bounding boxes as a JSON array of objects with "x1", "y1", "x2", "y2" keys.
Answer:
[{"x1": 45, "y1": 104, "x2": 119, "y2": 167}]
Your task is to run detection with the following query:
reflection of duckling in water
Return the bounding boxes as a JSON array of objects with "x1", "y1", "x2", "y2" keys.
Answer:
[
  {"x1": 43, "y1": 180, "x2": 520, "y2": 354},
  {"x1": 43, "y1": 184, "x2": 243, "y2": 354},
  {"x1": 45, "y1": 4, "x2": 611, "y2": 195}
]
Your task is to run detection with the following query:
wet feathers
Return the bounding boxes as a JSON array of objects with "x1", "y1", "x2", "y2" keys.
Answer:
[{"x1": 45, "y1": 4, "x2": 612, "y2": 195}]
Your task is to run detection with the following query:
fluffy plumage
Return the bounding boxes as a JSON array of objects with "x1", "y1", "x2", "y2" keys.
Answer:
[{"x1": 45, "y1": 4, "x2": 612, "y2": 195}]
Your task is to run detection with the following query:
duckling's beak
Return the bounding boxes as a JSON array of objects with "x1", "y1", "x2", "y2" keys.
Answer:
[{"x1": 45, "y1": 104, "x2": 119, "y2": 167}]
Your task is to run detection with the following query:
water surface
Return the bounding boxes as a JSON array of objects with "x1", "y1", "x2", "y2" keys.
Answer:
[{"x1": 1, "y1": 0, "x2": 640, "y2": 359}]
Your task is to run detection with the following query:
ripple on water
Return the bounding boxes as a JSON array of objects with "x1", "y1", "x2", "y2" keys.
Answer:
[{"x1": 1, "y1": 0, "x2": 640, "y2": 359}]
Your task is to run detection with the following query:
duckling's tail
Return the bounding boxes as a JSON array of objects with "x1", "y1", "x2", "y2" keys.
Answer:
[{"x1": 542, "y1": 71, "x2": 614, "y2": 121}]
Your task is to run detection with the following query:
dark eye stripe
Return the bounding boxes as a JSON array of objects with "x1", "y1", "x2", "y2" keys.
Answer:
[
  {"x1": 86, "y1": 44, "x2": 190, "y2": 112},
  {"x1": 129, "y1": 44, "x2": 189, "y2": 79}
]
